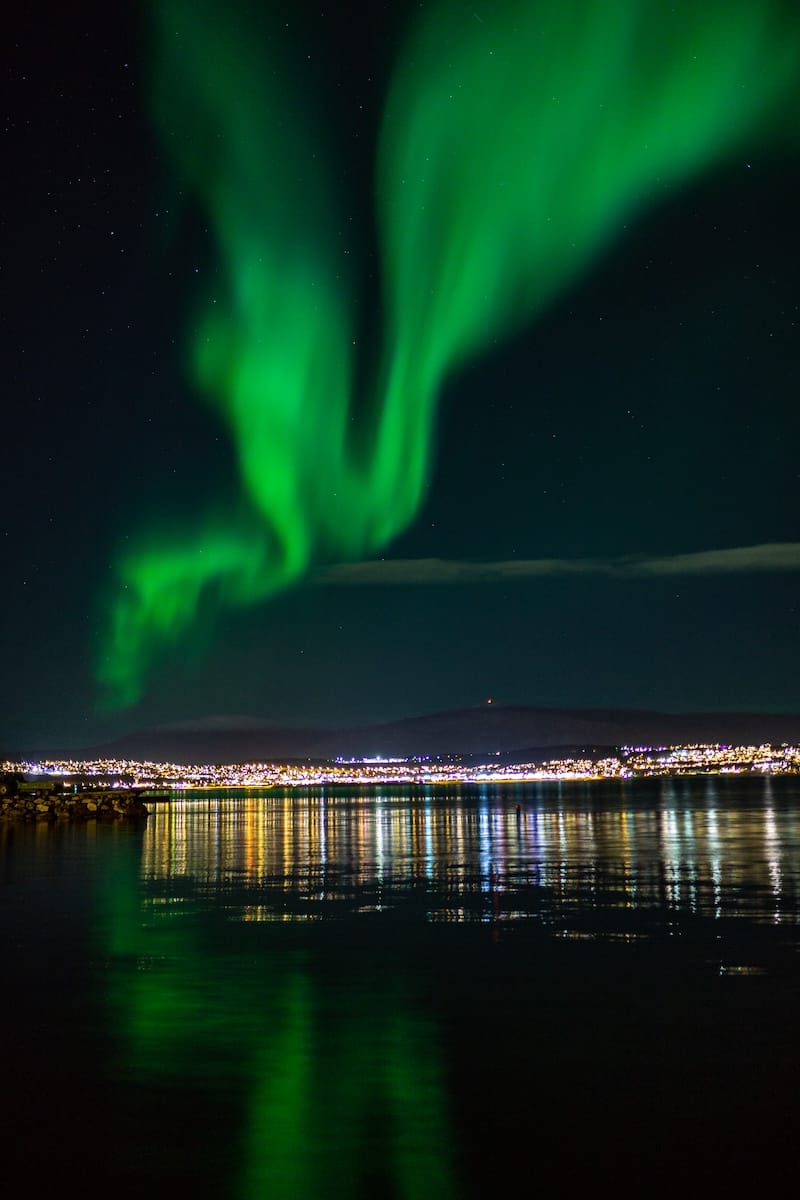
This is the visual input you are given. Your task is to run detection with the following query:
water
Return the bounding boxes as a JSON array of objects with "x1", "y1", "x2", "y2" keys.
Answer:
[{"x1": 3, "y1": 774, "x2": 800, "y2": 1196}]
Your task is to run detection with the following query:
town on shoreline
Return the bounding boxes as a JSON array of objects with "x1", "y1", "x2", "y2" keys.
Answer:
[{"x1": 3, "y1": 742, "x2": 800, "y2": 792}]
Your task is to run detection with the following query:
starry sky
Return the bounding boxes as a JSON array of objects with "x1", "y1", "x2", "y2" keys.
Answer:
[{"x1": 4, "y1": 0, "x2": 800, "y2": 752}]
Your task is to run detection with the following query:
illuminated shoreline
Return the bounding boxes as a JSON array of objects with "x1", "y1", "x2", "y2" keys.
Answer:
[{"x1": 4, "y1": 742, "x2": 800, "y2": 792}]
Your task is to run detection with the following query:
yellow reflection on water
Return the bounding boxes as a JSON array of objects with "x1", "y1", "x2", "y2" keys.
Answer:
[{"x1": 138, "y1": 783, "x2": 800, "y2": 926}]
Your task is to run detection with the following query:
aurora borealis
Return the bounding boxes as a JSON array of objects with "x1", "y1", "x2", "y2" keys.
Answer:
[
  {"x1": 4, "y1": 0, "x2": 800, "y2": 749},
  {"x1": 97, "y1": 0, "x2": 800, "y2": 708}
]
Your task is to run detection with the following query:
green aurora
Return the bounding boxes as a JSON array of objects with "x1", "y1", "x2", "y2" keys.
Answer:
[{"x1": 99, "y1": 0, "x2": 800, "y2": 706}]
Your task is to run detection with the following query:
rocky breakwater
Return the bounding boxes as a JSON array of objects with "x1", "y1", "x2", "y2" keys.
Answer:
[{"x1": 0, "y1": 775, "x2": 149, "y2": 822}]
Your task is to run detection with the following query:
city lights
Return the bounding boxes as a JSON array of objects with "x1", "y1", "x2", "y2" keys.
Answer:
[{"x1": 3, "y1": 742, "x2": 799, "y2": 792}]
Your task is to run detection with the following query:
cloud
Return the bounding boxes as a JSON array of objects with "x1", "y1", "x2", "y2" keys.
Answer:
[
  {"x1": 314, "y1": 543, "x2": 800, "y2": 586},
  {"x1": 632, "y1": 544, "x2": 800, "y2": 575},
  {"x1": 158, "y1": 715, "x2": 276, "y2": 732}
]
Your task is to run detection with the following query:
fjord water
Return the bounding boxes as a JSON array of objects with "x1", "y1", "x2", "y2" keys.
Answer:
[{"x1": 3, "y1": 776, "x2": 800, "y2": 1197}]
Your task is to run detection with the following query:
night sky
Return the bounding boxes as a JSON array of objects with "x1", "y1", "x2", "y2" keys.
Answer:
[{"x1": 4, "y1": 0, "x2": 800, "y2": 753}]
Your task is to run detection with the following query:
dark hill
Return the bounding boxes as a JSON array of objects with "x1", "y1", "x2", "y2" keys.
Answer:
[{"x1": 67, "y1": 704, "x2": 800, "y2": 764}]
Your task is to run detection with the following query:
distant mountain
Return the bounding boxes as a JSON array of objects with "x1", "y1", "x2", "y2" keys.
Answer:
[{"x1": 62, "y1": 705, "x2": 800, "y2": 765}]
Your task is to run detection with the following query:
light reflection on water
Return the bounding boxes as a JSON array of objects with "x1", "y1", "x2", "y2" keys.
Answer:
[
  {"x1": 140, "y1": 775, "x2": 800, "y2": 930},
  {"x1": 6, "y1": 774, "x2": 800, "y2": 1196}
]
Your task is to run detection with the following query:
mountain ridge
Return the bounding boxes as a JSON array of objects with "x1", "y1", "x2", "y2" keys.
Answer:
[{"x1": 19, "y1": 704, "x2": 800, "y2": 764}]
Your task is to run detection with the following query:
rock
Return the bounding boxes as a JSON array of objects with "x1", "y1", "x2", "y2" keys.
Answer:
[{"x1": 0, "y1": 784, "x2": 149, "y2": 822}]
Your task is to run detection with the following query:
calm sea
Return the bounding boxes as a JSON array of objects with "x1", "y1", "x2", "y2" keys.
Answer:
[{"x1": 3, "y1": 774, "x2": 800, "y2": 1196}]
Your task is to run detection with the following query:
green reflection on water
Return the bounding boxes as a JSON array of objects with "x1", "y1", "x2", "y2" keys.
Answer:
[
  {"x1": 100, "y1": 847, "x2": 454, "y2": 1198},
  {"x1": 244, "y1": 977, "x2": 451, "y2": 1198}
]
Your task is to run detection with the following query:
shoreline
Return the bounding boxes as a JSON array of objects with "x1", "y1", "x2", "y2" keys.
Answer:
[{"x1": 0, "y1": 786, "x2": 149, "y2": 822}]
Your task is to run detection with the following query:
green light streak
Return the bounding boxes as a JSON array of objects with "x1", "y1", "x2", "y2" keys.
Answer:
[
  {"x1": 101, "y1": 867, "x2": 455, "y2": 1197},
  {"x1": 99, "y1": 0, "x2": 800, "y2": 704}
]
